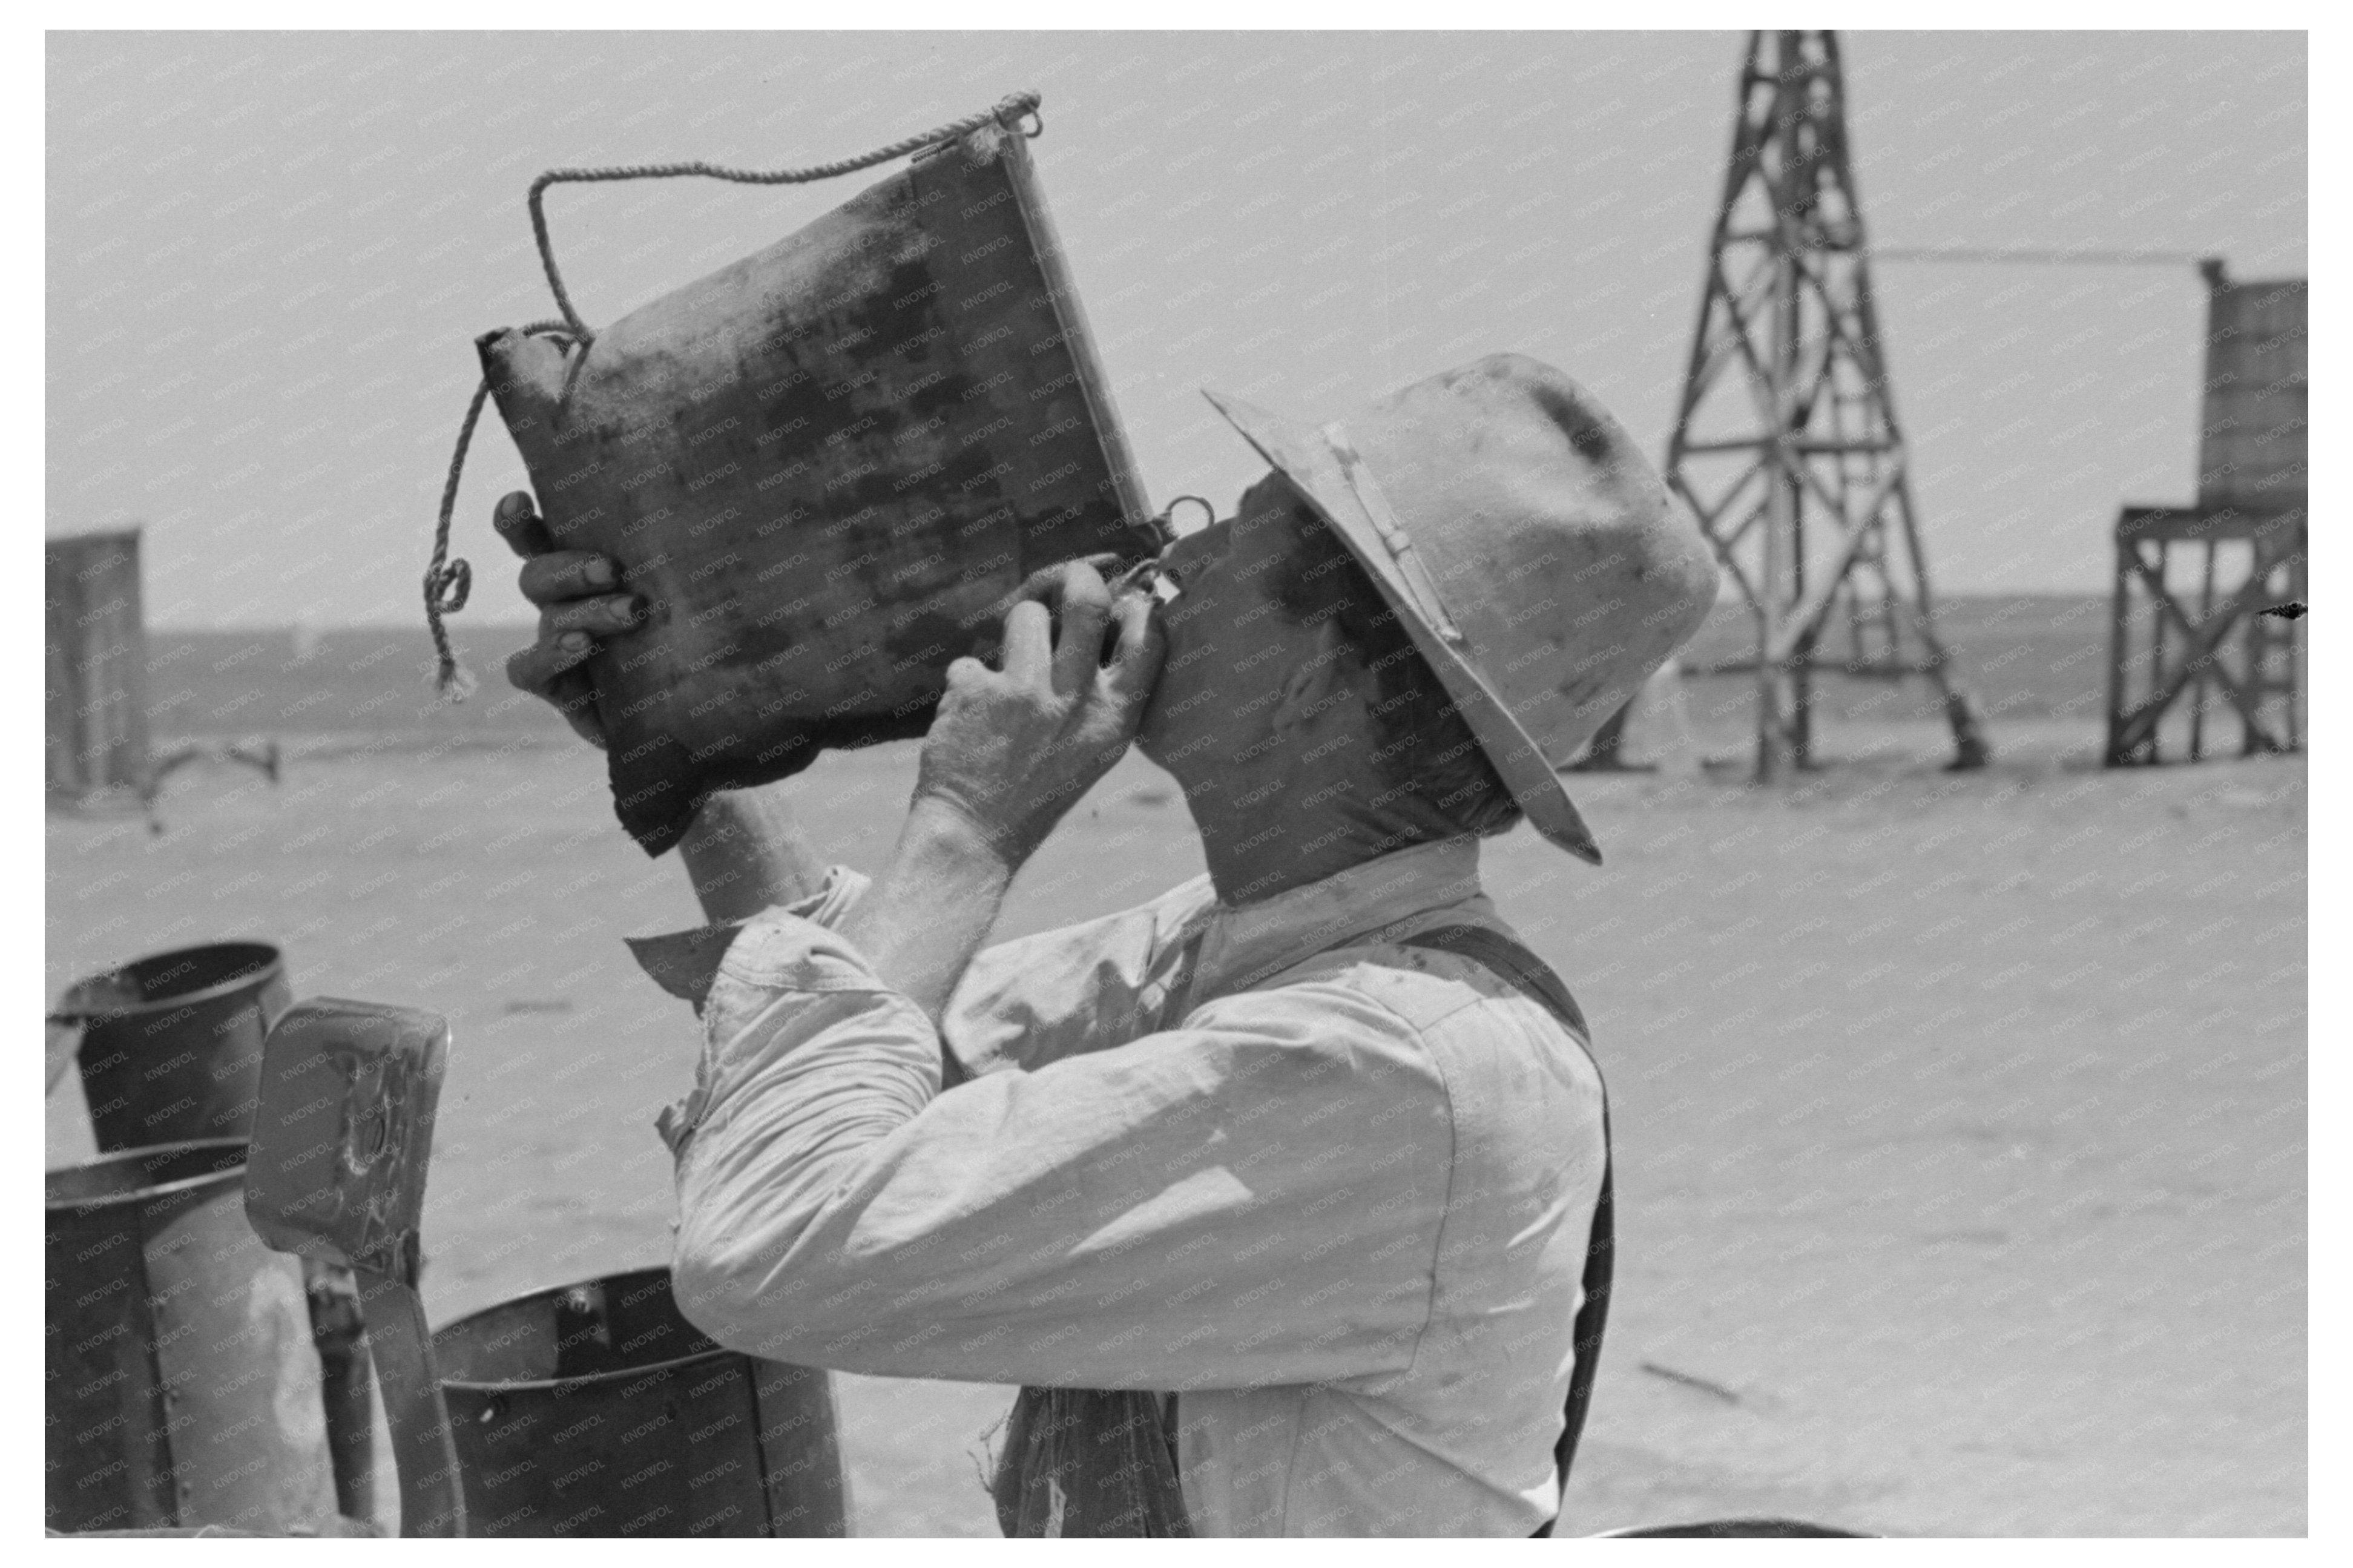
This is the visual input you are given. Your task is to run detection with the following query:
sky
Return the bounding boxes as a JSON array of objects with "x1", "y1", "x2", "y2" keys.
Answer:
[{"x1": 46, "y1": 30, "x2": 2305, "y2": 628}]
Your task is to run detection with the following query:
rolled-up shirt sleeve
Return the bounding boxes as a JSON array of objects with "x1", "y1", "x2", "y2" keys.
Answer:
[
  {"x1": 626, "y1": 866, "x2": 875, "y2": 1155},
  {"x1": 940, "y1": 877, "x2": 1206, "y2": 1076},
  {"x1": 629, "y1": 868, "x2": 1200, "y2": 1091},
  {"x1": 654, "y1": 915, "x2": 1451, "y2": 1392}
]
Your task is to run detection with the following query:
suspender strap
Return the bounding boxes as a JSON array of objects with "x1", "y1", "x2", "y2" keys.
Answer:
[{"x1": 1401, "y1": 925, "x2": 1613, "y2": 1539}]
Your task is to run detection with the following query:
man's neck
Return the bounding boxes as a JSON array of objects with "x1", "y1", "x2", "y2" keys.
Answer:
[{"x1": 1197, "y1": 797, "x2": 1447, "y2": 907}]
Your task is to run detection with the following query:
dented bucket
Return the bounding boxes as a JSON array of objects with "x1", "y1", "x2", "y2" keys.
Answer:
[
  {"x1": 471, "y1": 99, "x2": 1155, "y2": 855},
  {"x1": 433, "y1": 1267, "x2": 847, "y2": 1537},
  {"x1": 61, "y1": 941, "x2": 291, "y2": 1153},
  {"x1": 45, "y1": 1138, "x2": 339, "y2": 1535}
]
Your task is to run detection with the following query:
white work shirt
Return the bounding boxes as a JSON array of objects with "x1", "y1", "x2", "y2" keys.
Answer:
[{"x1": 631, "y1": 835, "x2": 1606, "y2": 1537}]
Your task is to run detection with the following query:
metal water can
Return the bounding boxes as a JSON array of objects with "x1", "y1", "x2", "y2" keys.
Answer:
[
  {"x1": 59, "y1": 940, "x2": 292, "y2": 1152},
  {"x1": 432, "y1": 1267, "x2": 848, "y2": 1537},
  {"x1": 45, "y1": 1138, "x2": 339, "y2": 1535},
  {"x1": 466, "y1": 96, "x2": 1155, "y2": 856}
]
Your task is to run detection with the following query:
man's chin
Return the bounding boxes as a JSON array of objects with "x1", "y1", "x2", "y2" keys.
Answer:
[{"x1": 1131, "y1": 715, "x2": 1222, "y2": 795}]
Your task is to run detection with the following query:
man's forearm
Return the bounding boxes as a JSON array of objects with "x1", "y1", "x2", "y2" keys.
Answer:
[
  {"x1": 677, "y1": 782, "x2": 829, "y2": 924},
  {"x1": 838, "y1": 796, "x2": 1016, "y2": 1027}
]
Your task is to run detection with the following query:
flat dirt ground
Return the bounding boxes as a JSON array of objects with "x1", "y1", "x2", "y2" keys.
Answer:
[{"x1": 47, "y1": 703, "x2": 2305, "y2": 1537}]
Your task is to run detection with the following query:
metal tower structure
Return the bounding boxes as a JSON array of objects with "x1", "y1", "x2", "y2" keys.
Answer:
[{"x1": 1664, "y1": 30, "x2": 1990, "y2": 779}]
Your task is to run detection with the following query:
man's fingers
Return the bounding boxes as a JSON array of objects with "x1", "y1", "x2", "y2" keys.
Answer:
[
  {"x1": 986, "y1": 552, "x2": 1128, "y2": 625},
  {"x1": 1048, "y1": 563, "x2": 1114, "y2": 694},
  {"x1": 540, "y1": 593, "x2": 644, "y2": 637},
  {"x1": 492, "y1": 492, "x2": 558, "y2": 558},
  {"x1": 495, "y1": 492, "x2": 614, "y2": 750},
  {"x1": 518, "y1": 550, "x2": 620, "y2": 606},
  {"x1": 1016, "y1": 552, "x2": 1124, "y2": 607},
  {"x1": 1000, "y1": 600, "x2": 1053, "y2": 682},
  {"x1": 1102, "y1": 591, "x2": 1168, "y2": 711},
  {"x1": 505, "y1": 630, "x2": 595, "y2": 697}
]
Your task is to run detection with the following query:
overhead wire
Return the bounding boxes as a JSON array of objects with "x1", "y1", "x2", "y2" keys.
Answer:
[{"x1": 1865, "y1": 246, "x2": 2214, "y2": 268}]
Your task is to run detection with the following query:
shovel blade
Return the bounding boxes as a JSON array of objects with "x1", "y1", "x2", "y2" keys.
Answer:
[{"x1": 244, "y1": 998, "x2": 448, "y2": 1285}]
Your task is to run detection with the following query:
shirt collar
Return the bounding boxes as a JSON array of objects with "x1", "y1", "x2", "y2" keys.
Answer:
[{"x1": 1190, "y1": 835, "x2": 1484, "y2": 1001}]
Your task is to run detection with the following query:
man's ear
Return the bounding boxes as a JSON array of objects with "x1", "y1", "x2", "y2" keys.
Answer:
[{"x1": 1269, "y1": 616, "x2": 1352, "y2": 736}]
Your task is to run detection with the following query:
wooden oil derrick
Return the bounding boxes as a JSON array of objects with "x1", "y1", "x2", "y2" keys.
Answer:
[
  {"x1": 1663, "y1": 30, "x2": 1990, "y2": 780},
  {"x1": 2105, "y1": 263, "x2": 2306, "y2": 765}
]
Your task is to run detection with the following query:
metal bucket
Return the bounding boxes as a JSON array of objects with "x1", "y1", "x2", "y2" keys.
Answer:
[
  {"x1": 433, "y1": 1267, "x2": 847, "y2": 1537},
  {"x1": 45, "y1": 1138, "x2": 338, "y2": 1535},
  {"x1": 60, "y1": 940, "x2": 292, "y2": 1151}
]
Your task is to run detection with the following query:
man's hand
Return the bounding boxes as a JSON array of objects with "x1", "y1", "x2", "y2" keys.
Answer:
[
  {"x1": 913, "y1": 560, "x2": 1165, "y2": 871},
  {"x1": 495, "y1": 490, "x2": 642, "y2": 748},
  {"x1": 840, "y1": 559, "x2": 1162, "y2": 1027}
]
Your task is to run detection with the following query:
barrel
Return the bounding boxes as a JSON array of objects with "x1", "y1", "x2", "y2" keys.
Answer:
[
  {"x1": 45, "y1": 1139, "x2": 339, "y2": 1535},
  {"x1": 61, "y1": 940, "x2": 291, "y2": 1152},
  {"x1": 433, "y1": 1267, "x2": 848, "y2": 1537}
]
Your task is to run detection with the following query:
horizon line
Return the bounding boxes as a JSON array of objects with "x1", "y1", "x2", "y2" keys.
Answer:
[{"x1": 146, "y1": 587, "x2": 2118, "y2": 637}]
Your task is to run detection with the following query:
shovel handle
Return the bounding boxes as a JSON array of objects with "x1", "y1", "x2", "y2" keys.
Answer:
[{"x1": 355, "y1": 1267, "x2": 467, "y2": 1538}]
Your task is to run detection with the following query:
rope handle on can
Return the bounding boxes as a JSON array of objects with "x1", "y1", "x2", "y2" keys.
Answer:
[
  {"x1": 530, "y1": 91, "x2": 1041, "y2": 346},
  {"x1": 424, "y1": 320, "x2": 573, "y2": 700},
  {"x1": 424, "y1": 90, "x2": 1044, "y2": 701}
]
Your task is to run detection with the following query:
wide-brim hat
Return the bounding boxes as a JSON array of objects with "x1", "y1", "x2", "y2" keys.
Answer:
[{"x1": 1205, "y1": 354, "x2": 1720, "y2": 865}]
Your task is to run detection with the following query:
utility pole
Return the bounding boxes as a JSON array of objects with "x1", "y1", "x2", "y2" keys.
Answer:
[{"x1": 1664, "y1": 30, "x2": 1990, "y2": 780}]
